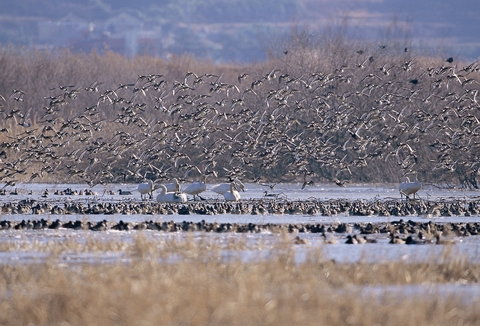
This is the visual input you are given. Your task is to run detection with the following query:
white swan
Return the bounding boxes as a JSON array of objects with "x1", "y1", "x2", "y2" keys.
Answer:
[
  {"x1": 184, "y1": 175, "x2": 207, "y2": 200},
  {"x1": 223, "y1": 182, "x2": 241, "y2": 201},
  {"x1": 137, "y1": 180, "x2": 159, "y2": 200},
  {"x1": 164, "y1": 178, "x2": 181, "y2": 192},
  {"x1": 156, "y1": 184, "x2": 187, "y2": 203},
  {"x1": 211, "y1": 178, "x2": 245, "y2": 195},
  {"x1": 399, "y1": 175, "x2": 421, "y2": 199},
  {"x1": 211, "y1": 183, "x2": 232, "y2": 195}
]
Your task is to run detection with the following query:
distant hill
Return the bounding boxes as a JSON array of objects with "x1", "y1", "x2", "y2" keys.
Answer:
[
  {"x1": 1, "y1": 0, "x2": 479, "y2": 62},
  {"x1": 1, "y1": 0, "x2": 301, "y2": 23}
]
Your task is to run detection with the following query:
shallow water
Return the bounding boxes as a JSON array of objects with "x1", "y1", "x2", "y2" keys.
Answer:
[
  {"x1": 0, "y1": 228, "x2": 479, "y2": 265},
  {"x1": 3, "y1": 182, "x2": 479, "y2": 203},
  {"x1": 0, "y1": 182, "x2": 479, "y2": 266}
]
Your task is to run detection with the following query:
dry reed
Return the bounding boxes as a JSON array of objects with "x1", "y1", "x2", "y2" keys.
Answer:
[
  {"x1": 0, "y1": 233, "x2": 478, "y2": 325},
  {"x1": 0, "y1": 41, "x2": 478, "y2": 186}
]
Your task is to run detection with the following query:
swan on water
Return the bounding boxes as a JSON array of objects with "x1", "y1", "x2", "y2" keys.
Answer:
[
  {"x1": 399, "y1": 175, "x2": 421, "y2": 199},
  {"x1": 223, "y1": 182, "x2": 241, "y2": 201},
  {"x1": 212, "y1": 178, "x2": 245, "y2": 195},
  {"x1": 156, "y1": 184, "x2": 187, "y2": 203},
  {"x1": 184, "y1": 175, "x2": 207, "y2": 200}
]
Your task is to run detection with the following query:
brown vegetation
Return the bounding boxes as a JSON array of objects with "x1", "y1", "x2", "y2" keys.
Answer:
[
  {"x1": 0, "y1": 234, "x2": 479, "y2": 325},
  {"x1": 0, "y1": 32, "x2": 479, "y2": 188}
]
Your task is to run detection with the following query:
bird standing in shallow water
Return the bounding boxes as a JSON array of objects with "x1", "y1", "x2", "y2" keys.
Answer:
[
  {"x1": 399, "y1": 174, "x2": 421, "y2": 199},
  {"x1": 137, "y1": 180, "x2": 158, "y2": 200},
  {"x1": 184, "y1": 175, "x2": 207, "y2": 200},
  {"x1": 212, "y1": 178, "x2": 244, "y2": 195}
]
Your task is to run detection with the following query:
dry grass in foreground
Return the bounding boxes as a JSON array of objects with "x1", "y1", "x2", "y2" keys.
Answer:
[{"x1": 0, "y1": 234, "x2": 479, "y2": 325}]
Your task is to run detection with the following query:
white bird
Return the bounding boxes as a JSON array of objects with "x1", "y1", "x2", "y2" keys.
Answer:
[
  {"x1": 211, "y1": 178, "x2": 245, "y2": 195},
  {"x1": 164, "y1": 178, "x2": 181, "y2": 192},
  {"x1": 184, "y1": 175, "x2": 207, "y2": 200},
  {"x1": 137, "y1": 180, "x2": 158, "y2": 200},
  {"x1": 156, "y1": 184, "x2": 187, "y2": 203},
  {"x1": 223, "y1": 182, "x2": 241, "y2": 201},
  {"x1": 399, "y1": 175, "x2": 422, "y2": 199}
]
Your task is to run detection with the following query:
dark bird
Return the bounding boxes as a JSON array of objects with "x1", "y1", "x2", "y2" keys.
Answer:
[{"x1": 333, "y1": 178, "x2": 347, "y2": 187}]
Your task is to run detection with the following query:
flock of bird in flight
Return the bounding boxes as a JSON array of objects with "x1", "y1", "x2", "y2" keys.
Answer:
[{"x1": 0, "y1": 49, "x2": 479, "y2": 201}]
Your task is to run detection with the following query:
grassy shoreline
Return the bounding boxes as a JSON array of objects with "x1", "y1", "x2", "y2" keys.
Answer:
[{"x1": 0, "y1": 234, "x2": 479, "y2": 325}]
